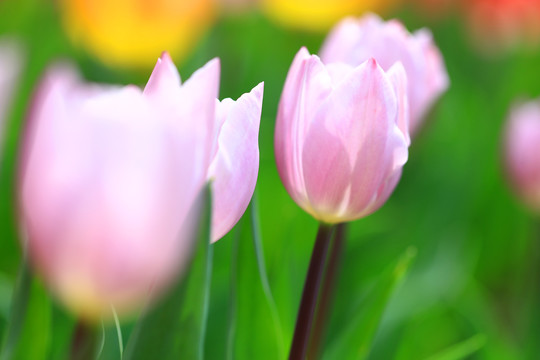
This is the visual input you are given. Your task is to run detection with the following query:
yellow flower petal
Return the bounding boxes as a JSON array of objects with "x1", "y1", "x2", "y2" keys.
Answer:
[
  {"x1": 60, "y1": 0, "x2": 216, "y2": 68},
  {"x1": 262, "y1": 0, "x2": 399, "y2": 32}
]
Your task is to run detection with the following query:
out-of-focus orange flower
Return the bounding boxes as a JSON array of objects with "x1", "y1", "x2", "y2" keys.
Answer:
[
  {"x1": 60, "y1": 0, "x2": 216, "y2": 69},
  {"x1": 464, "y1": 0, "x2": 540, "y2": 51},
  {"x1": 261, "y1": 0, "x2": 399, "y2": 32}
]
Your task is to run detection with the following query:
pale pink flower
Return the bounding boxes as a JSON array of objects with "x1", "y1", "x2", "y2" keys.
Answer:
[
  {"x1": 275, "y1": 47, "x2": 409, "y2": 223},
  {"x1": 19, "y1": 53, "x2": 220, "y2": 317}
]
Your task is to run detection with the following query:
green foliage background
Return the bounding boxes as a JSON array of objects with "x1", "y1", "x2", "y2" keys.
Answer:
[{"x1": 1, "y1": 0, "x2": 540, "y2": 358}]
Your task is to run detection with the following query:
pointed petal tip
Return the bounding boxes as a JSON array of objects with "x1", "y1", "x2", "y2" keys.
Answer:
[
  {"x1": 145, "y1": 51, "x2": 181, "y2": 94},
  {"x1": 157, "y1": 51, "x2": 176, "y2": 69},
  {"x1": 198, "y1": 57, "x2": 221, "y2": 84},
  {"x1": 367, "y1": 57, "x2": 378, "y2": 68},
  {"x1": 297, "y1": 46, "x2": 313, "y2": 60},
  {"x1": 159, "y1": 51, "x2": 171, "y2": 60},
  {"x1": 299, "y1": 46, "x2": 309, "y2": 54},
  {"x1": 205, "y1": 57, "x2": 221, "y2": 72},
  {"x1": 251, "y1": 82, "x2": 265, "y2": 101}
]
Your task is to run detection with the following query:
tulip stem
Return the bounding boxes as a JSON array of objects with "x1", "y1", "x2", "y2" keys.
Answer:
[
  {"x1": 69, "y1": 320, "x2": 99, "y2": 360},
  {"x1": 307, "y1": 223, "x2": 346, "y2": 359},
  {"x1": 289, "y1": 223, "x2": 335, "y2": 360}
]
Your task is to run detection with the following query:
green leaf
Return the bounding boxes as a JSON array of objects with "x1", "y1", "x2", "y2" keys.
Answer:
[
  {"x1": 424, "y1": 334, "x2": 486, "y2": 360},
  {"x1": 0, "y1": 260, "x2": 31, "y2": 360},
  {"x1": 324, "y1": 247, "x2": 417, "y2": 360},
  {"x1": 0, "y1": 258, "x2": 51, "y2": 360},
  {"x1": 123, "y1": 185, "x2": 213, "y2": 360},
  {"x1": 0, "y1": 274, "x2": 13, "y2": 321},
  {"x1": 227, "y1": 195, "x2": 285, "y2": 360}
]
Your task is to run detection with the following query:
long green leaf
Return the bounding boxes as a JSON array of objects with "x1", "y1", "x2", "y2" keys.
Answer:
[
  {"x1": 0, "y1": 260, "x2": 31, "y2": 360},
  {"x1": 0, "y1": 257, "x2": 51, "y2": 360},
  {"x1": 228, "y1": 195, "x2": 285, "y2": 360},
  {"x1": 424, "y1": 334, "x2": 486, "y2": 360},
  {"x1": 324, "y1": 247, "x2": 417, "y2": 360},
  {"x1": 123, "y1": 185, "x2": 213, "y2": 360}
]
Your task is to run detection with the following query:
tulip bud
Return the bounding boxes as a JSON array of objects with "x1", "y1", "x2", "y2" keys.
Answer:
[
  {"x1": 18, "y1": 53, "x2": 220, "y2": 318},
  {"x1": 504, "y1": 100, "x2": 540, "y2": 212},
  {"x1": 275, "y1": 47, "x2": 409, "y2": 224},
  {"x1": 319, "y1": 13, "x2": 449, "y2": 135}
]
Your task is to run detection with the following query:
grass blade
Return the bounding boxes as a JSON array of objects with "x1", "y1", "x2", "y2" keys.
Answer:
[{"x1": 324, "y1": 247, "x2": 417, "y2": 360}]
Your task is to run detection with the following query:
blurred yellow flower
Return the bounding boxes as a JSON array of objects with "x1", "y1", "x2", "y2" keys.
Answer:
[
  {"x1": 60, "y1": 0, "x2": 216, "y2": 69},
  {"x1": 261, "y1": 0, "x2": 399, "y2": 32}
]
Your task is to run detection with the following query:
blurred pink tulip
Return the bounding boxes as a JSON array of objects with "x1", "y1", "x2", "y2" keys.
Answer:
[
  {"x1": 19, "y1": 53, "x2": 220, "y2": 318},
  {"x1": 208, "y1": 83, "x2": 264, "y2": 242},
  {"x1": 275, "y1": 47, "x2": 409, "y2": 224},
  {"x1": 504, "y1": 100, "x2": 540, "y2": 212},
  {"x1": 319, "y1": 13, "x2": 449, "y2": 135},
  {"x1": 0, "y1": 39, "x2": 24, "y2": 163}
]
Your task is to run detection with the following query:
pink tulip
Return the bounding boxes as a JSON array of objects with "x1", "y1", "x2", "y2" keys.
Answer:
[
  {"x1": 208, "y1": 83, "x2": 264, "y2": 242},
  {"x1": 0, "y1": 39, "x2": 24, "y2": 162},
  {"x1": 275, "y1": 47, "x2": 409, "y2": 224},
  {"x1": 19, "y1": 53, "x2": 220, "y2": 317},
  {"x1": 319, "y1": 13, "x2": 449, "y2": 135},
  {"x1": 504, "y1": 100, "x2": 540, "y2": 212}
]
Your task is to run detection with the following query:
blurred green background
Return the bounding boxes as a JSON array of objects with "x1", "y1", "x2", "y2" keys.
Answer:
[{"x1": 1, "y1": 0, "x2": 540, "y2": 359}]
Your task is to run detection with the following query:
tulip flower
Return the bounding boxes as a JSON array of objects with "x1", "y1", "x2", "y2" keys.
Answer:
[
  {"x1": 276, "y1": 47, "x2": 409, "y2": 359},
  {"x1": 59, "y1": 0, "x2": 216, "y2": 69},
  {"x1": 0, "y1": 39, "x2": 23, "y2": 163},
  {"x1": 319, "y1": 13, "x2": 449, "y2": 135},
  {"x1": 275, "y1": 47, "x2": 409, "y2": 224},
  {"x1": 19, "y1": 54, "x2": 220, "y2": 318},
  {"x1": 504, "y1": 100, "x2": 540, "y2": 212},
  {"x1": 262, "y1": 0, "x2": 399, "y2": 32}
]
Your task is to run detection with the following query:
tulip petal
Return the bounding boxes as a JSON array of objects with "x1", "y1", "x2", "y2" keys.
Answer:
[
  {"x1": 411, "y1": 29, "x2": 450, "y2": 124},
  {"x1": 315, "y1": 59, "x2": 401, "y2": 219},
  {"x1": 302, "y1": 122, "x2": 351, "y2": 222},
  {"x1": 275, "y1": 48, "x2": 332, "y2": 206},
  {"x1": 387, "y1": 62, "x2": 410, "y2": 145},
  {"x1": 171, "y1": 58, "x2": 221, "y2": 208},
  {"x1": 144, "y1": 51, "x2": 182, "y2": 97},
  {"x1": 208, "y1": 83, "x2": 263, "y2": 242},
  {"x1": 325, "y1": 62, "x2": 355, "y2": 85}
]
